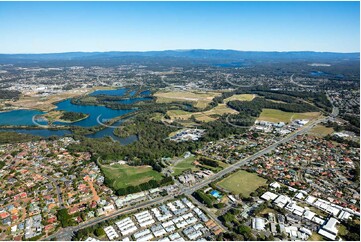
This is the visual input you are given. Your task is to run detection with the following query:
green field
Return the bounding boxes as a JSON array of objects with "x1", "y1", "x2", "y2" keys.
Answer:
[
  {"x1": 154, "y1": 90, "x2": 221, "y2": 109},
  {"x1": 309, "y1": 125, "x2": 334, "y2": 137},
  {"x1": 258, "y1": 108, "x2": 321, "y2": 123},
  {"x1": 166, "y1": 104, "x2": 237, "y2": 123},
  {"x1": 224, "y1": 94, "x2": 256, "y2": 103},
  {"x1": 172, "y1": 156, "x2": 198, "y2": 176},
  {"x1": 217, "y1": 170, "x2": 267, "y2": 197},
  {"x1": 150, "y1": 112, "x2": 164, "y2": 122},
  {"x1": 100, "y1": 164, "x2": 163, "y2": 190}
]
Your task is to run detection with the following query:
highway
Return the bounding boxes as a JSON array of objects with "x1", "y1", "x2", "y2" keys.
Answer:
[
  {"x1": 45, "y1": 114, "x2": 328, "y2": 241},
  {"x1": 181, "y1": 115, "x2": 326, "y2": 195},
  {"x1": 289, "y1": 74, "x2": 315, "y2": 88},
  {"x1": 225, "y1": 74, "x2": 253, "y2": 88}
]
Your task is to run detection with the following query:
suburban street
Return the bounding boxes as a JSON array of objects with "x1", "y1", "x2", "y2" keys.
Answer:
[{"x1": 45, "y1": 113, "x2": 328, "y2": 241}]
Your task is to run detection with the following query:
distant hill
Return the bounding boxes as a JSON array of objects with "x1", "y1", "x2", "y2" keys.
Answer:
[{"x1": 0, "y1": 49, "x2": 359, "y2": 66}]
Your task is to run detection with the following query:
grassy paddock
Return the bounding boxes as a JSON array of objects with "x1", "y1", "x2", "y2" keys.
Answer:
[
  {"x1": 309, "y1": 125, "x2": 334, "y2": 137},
  {"x1": 257, "y1": 108, "x2": 320, "y2": 123},
  {"x1": 167, "y1": 104, "x2": 237, "y2": 123},
  {"x1": 224, "y1": 94, "x2": 256, "y2": 103},
  {"x1": 172, "y1": 156, "x2": 198, "y2": 176},
  {"x1": 4, "y1": 86, "x2": 112, "y2": 111},
  {"x1": 100, "y1": 164, "x2": 163, "y2": 190},
  {"x1": 154, "y1": 90, "x2": 221, "y2": 109},
  {"x1": 217, "y1": 170, "x2": 267, "y2": 197}
]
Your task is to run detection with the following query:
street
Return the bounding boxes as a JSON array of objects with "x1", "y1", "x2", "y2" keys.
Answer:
[{"x1": 45, "y1": 114, "x2": 328, "y2": 241}]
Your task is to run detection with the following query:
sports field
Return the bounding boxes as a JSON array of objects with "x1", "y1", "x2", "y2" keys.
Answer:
[
  {"x1": 257, "y1": 108, "x2": 321, "y2": 123},
  {"x1": 217, "y1": 170, "x2": 267, "y2": 197},
  {"x1": 100, "y1": 164, "x2": 163, "y2": 190},
  {"x1": 154, "y1": 90, "x2": 221, "y2": 109}
]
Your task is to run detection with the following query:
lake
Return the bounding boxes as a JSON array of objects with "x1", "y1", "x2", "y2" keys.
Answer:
[
  {"x1": 53, "y1": 99, "x2": 135, "y2": 127},
  {"x1": 89, "y1": 88, "x2": 128, "y2": 96},
  {"x1": 0, "y1": 88, "x2": 151, "y2": 145},
  {"x1": 0, "y1": 109, "x2": 45, "y2": 126}
]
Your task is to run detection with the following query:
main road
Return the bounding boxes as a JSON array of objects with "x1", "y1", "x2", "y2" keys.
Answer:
[{"x1": 45, "y1": 114, "x2": 328, "y2": 241}]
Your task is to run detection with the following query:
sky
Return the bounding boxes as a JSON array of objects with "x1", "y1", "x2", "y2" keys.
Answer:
[{"x1": 0, "y1": 1, "x2": 359, "y2": 53}]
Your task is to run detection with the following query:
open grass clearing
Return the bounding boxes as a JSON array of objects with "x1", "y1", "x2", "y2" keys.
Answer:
[
  {"x1": 308, "y1": 233, "x2": 324, "y2": 241},
  {"x1": 224, "y1": 94, "x2": 256, "y2": 103},
  {"x1": 154, "y1": 90, "x2": 221, "y2": 109},
  {"x1": 172, "y1": 156, "x2": 198, "y2": 176},
  {"x1": 197, "y1": 159, "x2": 229, "y2": 173},
  {"x1": 100, "y1": 163, "x2": 163, "y2": 190},
  {"x1": 217, "y1": 170, "x2": 267, "y2": 197},
  {"x1": 257, "y1": 108, "x2": 321, "y2": 123},
  {"x1": 4, "y1": 86, "x2": 113, "y2": 111},
  {"x1": 265, "y1": 99, "x2": 288, "y2": 104},
  {"x1": 309, "y1": 124, "x2": 334, "y2": 137},
  {"x1": 259, "y1": 207, "x2": 278, "y2": 215},
  {"x1": 167, "y1": 104, "x2": 237, "y2": 123},
  {"x1": 150, "y1": 112, "x2": 164, "y2": 122}
]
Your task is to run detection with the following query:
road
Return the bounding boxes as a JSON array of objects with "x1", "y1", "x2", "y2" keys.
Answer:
[
  {"x1": 180, "y1": 116, "x2": 326, "y2": 195},
  {"x1": 45, "y1": 114, "x2": 327, "y2": 241},
  {"x1": 28, "y1": 168, "x2": 64, "y2": 209},
  {"x1": 225, "y1": 74, "x2": 253, "y2": 88},
  {"x1": 45, "y1": 194, "x2": 176, "y2": 241},
  {"x1": 289, "y1": 74, "x2": 315, "y2": 88},
  {"x1": 186, "y1": 194, "x2": 227, "y2": 231},
  {"x1": 325, "y1": 92, "x2": 339, "y2": 117}
]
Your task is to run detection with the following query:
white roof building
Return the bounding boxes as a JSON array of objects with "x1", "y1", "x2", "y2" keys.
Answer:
[
  {"x1": 300, "y1": 227, "x2": 312, "y2": 236},
  {"x1": 136, "y1": 233, "x2": 154, "y2": 242},
  {"x1": 252, "y1": 217, "x2": 266, "y2": 231},
  {"x1": 295, "y1": 192, "x2": 305, "y2": 200},
  {"x1": 312, "y1": 216, "x2": 325, "y2": 225},
  {"x1": 322, "y1": 217, "x2": 339, "y2": 235},
  {"x1": 104, "y1": 226, "x2": 119, "y2": 240},
  {"x1": 338, "y1": 210, "x2": 352, "y2": 221},
  {"x1": 261, "y1": 191, "x2": 278, "y2": 201},
  {"x1": 270, "y1": 182, "x2": 281, "y2": 189},
  {"x1": 273, "y1": 195, "x2": 291, "y2": 208},
  {"x1": 305, "y1": 195, "x2": 317, "y2": 204},
  {"x1": 303, "y1": 210, "x2": 316, "y2": 221},
  {"x1": 293, "y1": 205, "x2": 305, "y2": 216},
  {"x1": 285, "y1": 226, "x2": 298, "y2": 238},
  {"x1": 169, "y1": 232, "x2": 182, "y2": 241},
  {"x1": 318, "y1": 229, "x2": 337, "y2": 240},
  {"x1": 133, "y1": 229, "x2": 151, "y2": 239}
]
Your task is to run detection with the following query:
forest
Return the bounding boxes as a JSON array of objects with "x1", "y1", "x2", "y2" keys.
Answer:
[
  {"x1": 0, "y1": 89, "x2": 21, "y2": 100},
  {"x1": 60, "y1": 111, "x2": 88, "y2": 122}
]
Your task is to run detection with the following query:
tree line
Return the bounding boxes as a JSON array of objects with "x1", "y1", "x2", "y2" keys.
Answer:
[{"x1": 110, "y1": 176, "x2": 174, "y2": 196}]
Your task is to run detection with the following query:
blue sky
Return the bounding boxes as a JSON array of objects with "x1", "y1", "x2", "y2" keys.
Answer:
[{"x1": 0, "y1": 1, "x2": 359, "y2": 53}]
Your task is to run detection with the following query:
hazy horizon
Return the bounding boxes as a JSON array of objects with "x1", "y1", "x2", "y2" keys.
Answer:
[{"x1": 1, "y1": 49, "x2": 360, "y2": 55}]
